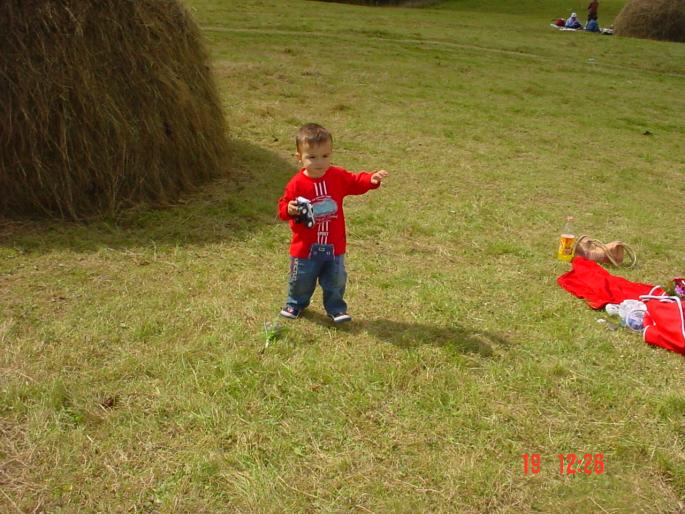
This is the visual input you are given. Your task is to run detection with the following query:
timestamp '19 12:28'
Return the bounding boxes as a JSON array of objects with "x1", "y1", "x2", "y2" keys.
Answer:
[{"x1": 522, "y1": 453, "x2": 605, "y2": 475}]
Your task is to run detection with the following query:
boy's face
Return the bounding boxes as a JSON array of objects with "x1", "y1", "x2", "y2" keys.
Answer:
[{"x1": 297, "y1": 140, "x2": 332, "y2": 178}]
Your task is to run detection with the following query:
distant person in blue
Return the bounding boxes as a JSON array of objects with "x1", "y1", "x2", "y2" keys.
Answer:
[
  {"x1": 586, "y1": 18, "x2": 600, "y2": 32},
  {"x1": 586, "y1": 0, "x2": 600, "y2": 32},
  {"x1": 565, "y1": 12, "x2": 582, "y2": 29}
]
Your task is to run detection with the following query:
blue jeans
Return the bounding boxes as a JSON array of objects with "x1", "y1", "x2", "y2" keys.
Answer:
[{"x1": 285, "y1": 254, "x2": 347, "y2": 315}]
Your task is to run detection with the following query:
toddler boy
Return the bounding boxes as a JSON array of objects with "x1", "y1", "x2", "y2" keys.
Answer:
[{"x1": 278, "y1": 123, "x2": 388, "y2": 323}]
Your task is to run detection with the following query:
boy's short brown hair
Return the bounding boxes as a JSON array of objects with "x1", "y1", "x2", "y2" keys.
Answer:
[{"x1": 296, "y1": 123, "x2": 332, "y2": 152}]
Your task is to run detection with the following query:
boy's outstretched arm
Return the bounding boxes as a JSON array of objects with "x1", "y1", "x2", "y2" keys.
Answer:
[{"x1": 346, "y1": 169, "x2": 390, "y2": 195}]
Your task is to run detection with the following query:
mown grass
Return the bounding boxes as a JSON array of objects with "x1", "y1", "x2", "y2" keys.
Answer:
[{"x1": 1, "y1": 0, "x2": 684, "y2": 512}]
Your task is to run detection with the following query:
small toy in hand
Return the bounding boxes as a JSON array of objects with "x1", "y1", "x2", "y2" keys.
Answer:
[
  {"x1": 665, "y1": 278, "x2": 685, "y2": 298},
  {"x1": 294, "y1": 196, "x2": 315, "y2": 228}
]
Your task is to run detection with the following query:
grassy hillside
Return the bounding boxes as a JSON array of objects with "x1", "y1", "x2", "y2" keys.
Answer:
[
  {"x1": 433, "y1": 0, "x2": 626, "y2": 17},
  {"x1": 1, "y1": 0, "x2": 684, "y2": 512}
]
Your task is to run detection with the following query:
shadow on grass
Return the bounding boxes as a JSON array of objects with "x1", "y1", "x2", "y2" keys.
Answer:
[
  {"x1": 0, "y1": 139, "x2": 297, "y2": 253},
  {"x1": 303, "y1": 310, "x2": 510, "y2": 357}
]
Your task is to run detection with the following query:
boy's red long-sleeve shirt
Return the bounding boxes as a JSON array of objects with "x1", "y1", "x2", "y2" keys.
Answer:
[{"x1": 278, "y1": 166, "x2": 380, "y2": 258}]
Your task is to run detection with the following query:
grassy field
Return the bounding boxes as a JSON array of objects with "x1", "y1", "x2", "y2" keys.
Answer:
[{"x1": 2, "y1": 0, "x2": 685, "y2": 512}]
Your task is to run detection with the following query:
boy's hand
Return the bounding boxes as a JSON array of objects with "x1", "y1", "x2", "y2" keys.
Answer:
[
  {"x1": 370, "y1": 170, "x2": 389, "y2": 184},
  {"x1": 287, "y1": 200, "x2": 299, "y2": 217}
]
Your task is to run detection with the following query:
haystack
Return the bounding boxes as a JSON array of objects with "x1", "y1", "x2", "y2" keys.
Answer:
[
  {"x1": 614, "y1": 0, "x2": 685, "y2": 43},
  {"x1": 0, "y1": 0, "x2": 228, "y2": 218}
]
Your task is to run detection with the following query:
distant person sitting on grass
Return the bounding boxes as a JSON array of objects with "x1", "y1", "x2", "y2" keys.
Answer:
[
  {"x1": 565, "y1": 12, "x2": 583, "y2": 29},
  {"x1": 277, "y1": 123, "x2": 389, "y2": 323},
  {"x1": 586, "y1": 18, "x2": 600, "y2": 32}
]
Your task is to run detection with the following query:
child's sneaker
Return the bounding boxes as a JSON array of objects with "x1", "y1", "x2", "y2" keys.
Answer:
[
  {"x1": 279, "y1": 306, "x2": 301, "y2": 319},
  {"x1": 329, "y1": 312, "x2": 352, "y2": 323}
]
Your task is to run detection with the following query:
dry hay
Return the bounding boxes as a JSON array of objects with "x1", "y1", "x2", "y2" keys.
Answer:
[
  {"x1": 614, "y1": 0, "x2": 685, "y2": 43},
  {"x1": 0, "y1": 0, "x2": 228, "y2": 219}
]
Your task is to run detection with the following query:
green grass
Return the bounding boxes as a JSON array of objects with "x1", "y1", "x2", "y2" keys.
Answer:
[{"x1": 2, "y1": 0, "x2": 685, "y2": 512}]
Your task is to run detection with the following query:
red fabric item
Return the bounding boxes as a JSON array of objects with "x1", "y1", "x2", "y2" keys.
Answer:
[
  {"x1": 643, "y1": 297, "x2": 685, "y2": 355},
  {"x1": 278, "y1": 166, "x2": 379, "y2": 258},
  {"x1": 558, "y1": 257, "x2": 683, "y2": 356},
  {"x1": 557, "y1": 256, "x2": 664, "y2": 309}
]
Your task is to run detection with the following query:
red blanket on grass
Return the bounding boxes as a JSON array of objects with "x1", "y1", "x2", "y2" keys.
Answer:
[
  {"x1": 557, "y1": 256, "x2": 663, "y2": 309},
  {"x1": 558, "y1": 256, "x2": 684, "y2": 355}
]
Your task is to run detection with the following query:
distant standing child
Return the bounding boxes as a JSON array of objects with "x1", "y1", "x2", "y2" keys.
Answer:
[
  {"x1": 277, "y1": 123, "x2": 388, "y2": 323},
  {"x1": 587, "y1": 0, "x2": 599, "y2": 21}
]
